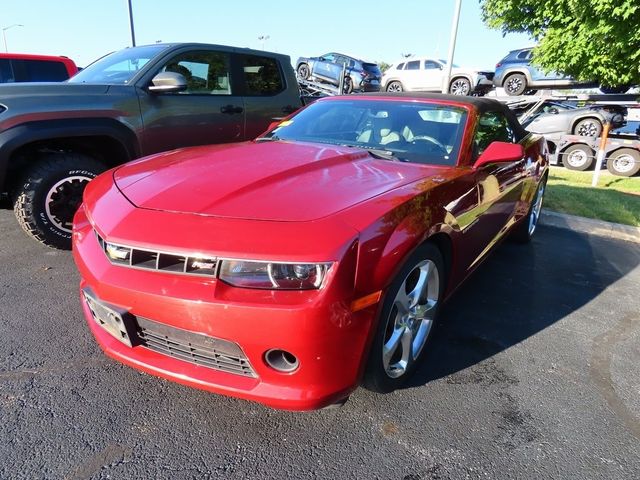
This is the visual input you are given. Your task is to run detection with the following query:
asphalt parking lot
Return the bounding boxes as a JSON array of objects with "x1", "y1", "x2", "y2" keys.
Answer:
[{"x1": 1, "y1": 208, "x2": 639, "y2": 480}]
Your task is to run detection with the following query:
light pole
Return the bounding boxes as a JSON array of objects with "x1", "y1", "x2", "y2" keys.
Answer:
[
  {"x1": 126, "y1": 0, "x2": 136, "y2": 47},
  {"x1": 441, "y1": 0, "x2": 462, "y2": 94},
  {"x1": 258, "y1": 35, "x2": 270, "y2": 51},
  {"x1": 2, "y1": 24, "x2": 23, "y2": 53}
]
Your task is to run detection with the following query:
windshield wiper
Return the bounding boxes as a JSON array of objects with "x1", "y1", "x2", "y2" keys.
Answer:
[
  {"x1": 255, "y1": 135, "x2": 280, "y2": 142},
  {"x1": 338, "y1": 143, "x2": 408, "y2": 162}
]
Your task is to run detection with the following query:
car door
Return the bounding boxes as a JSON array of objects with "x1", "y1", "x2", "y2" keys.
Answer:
[
  {"x1": 312, "y1": 53, "x2": 339, "y2": 83},
  {"x1": 423, "y1": 60, "x2": 444, "y2": 90},
  {"x1": 239, "y1": 53, "x2": 302, "y2": 139},
  {"x1": 466, "y1": 111, "x2": 527, "y2": 267},
  {"x1": 136, "y1": 48, "x2": 244, "y2": 155},
  {"x1": 402, "y1": 60, "x2": 422, "y2": 90}
]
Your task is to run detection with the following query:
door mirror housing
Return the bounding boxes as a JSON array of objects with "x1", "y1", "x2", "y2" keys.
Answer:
[
  {"x1": 148, "y1": 72, "x2": 187, "y2": 93},
  {"x1": 473, "y1": 141, "x2": 524, "y2": 169}
]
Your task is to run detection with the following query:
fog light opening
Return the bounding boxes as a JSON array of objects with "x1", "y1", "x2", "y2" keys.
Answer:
[{"x1": 264, "y1": 349, "x2": 299, "y2": 373}]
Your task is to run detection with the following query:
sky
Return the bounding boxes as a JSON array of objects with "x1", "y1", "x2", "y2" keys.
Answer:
[{"x1": 2, "y1": 0, "x2": 532, "y2": 69}]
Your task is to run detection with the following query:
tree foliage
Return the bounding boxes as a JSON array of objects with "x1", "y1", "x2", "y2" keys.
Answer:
[{"x1": 481, "y1": 0, "x2": 640, "y2": 87}]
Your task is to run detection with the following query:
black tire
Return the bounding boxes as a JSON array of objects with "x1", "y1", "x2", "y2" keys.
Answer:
[
  {"x1": 606, "y1": 148, "x2": 640, "y2": 177},
  {"x1": 503, "y1": 73, "x2": 528, "y2": 96},
  {"x1": 449, "y1": 77, "x2": 471, "y2": 95},
  {"x1": 511, "y1": 176, "x2": 547, "y2": 243},
  {"x1": 297, "y1": 63, "x2": 310, "y2": 80},
  {"x1": 573, "y1": 117, "x2": 602, "y2": 138},
  {"x1": 342, "y1": 76, "x2": 354, "y2": 94},
  {"x1": 13, "y1": 153, "x2": 106, "y2": 249},
  {"x1": 562, "y1": 144, "x2": 594, "y2": 171},
  {"x1": 362, "y1": 243, "x2": 445, "y2": 393},
  {"x1": 386, "y1": 81, "x2": 403, "y2": 93}
]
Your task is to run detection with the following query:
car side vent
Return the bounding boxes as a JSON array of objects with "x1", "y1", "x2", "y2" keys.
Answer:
[{"x1": 95, "y1": 231, "x2": 218, "y2": 277}]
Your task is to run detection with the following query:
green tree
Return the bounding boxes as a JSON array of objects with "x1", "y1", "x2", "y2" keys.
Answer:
[
  {"x1": 377, "y1": 61, "x2": 391, "y2": 74},
  {"x1": 481, "y1": 0, "x2": 640, "y2": 87}
]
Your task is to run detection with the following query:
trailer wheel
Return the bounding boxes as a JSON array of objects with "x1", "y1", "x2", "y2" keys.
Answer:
[
  {"x1": 573, "y1": 118, "x2": 602, "y2": 138},
  {"x1": 606, "y1": 148, "x2": 640, "y2": 177},
  {"x1": 563, "y1": 144, "x2": 594, "y2": 171}
]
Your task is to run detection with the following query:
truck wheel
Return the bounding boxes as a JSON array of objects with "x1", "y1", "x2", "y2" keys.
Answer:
[
  {"x1": 606, "y1": 148, "x2": 640, "y2": 177},
  {"x1": 449, "y1": 77, "x2": 471, "y2": 95},
  {"x1": 386, "y1": 81, "x2": 403, "y2": 93},
  {"x1": 13, "y1": 153, "x2": 106, "y2": 249},
  {"x1": 297, "y1": 63, "x2": 310, "y2": 80},
  {"x1": 573, "y1": 118, "x2": 602, "y2": 137},
  {"x1": 503, "y1": 73, "x2": 527, "y2": 96},
  {"x1": 563, "y1": 144, "x2": 594, "y2": 171}
]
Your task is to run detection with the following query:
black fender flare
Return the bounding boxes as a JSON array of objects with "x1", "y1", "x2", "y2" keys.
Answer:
[{"x1": 0, "y1": 118, "x2": 140, "y2": 191}]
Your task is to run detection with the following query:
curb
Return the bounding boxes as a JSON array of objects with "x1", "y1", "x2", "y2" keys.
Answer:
[{"x1": 540, "y1": 210, "x2": 640, "y2": 244}]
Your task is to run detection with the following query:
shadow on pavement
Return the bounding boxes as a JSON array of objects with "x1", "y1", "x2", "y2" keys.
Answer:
[{"x1": 405, "y1": 225, "x2": 640, "y2": 388}]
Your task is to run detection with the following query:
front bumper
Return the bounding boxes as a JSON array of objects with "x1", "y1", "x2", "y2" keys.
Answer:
[{"x1": 72, "y1": 204, "x2": 377, "y2": 411}]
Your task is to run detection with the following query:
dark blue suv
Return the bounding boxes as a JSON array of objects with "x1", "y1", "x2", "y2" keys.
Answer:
[
  {"x1": 295, "y1": 53, "x2": 381, "y2": 94},
  {"x1": 494, "y1": 48, "x2": 597, "y2": 96}
]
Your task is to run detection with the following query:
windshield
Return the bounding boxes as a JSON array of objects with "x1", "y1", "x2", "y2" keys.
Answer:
[
  {"x1": 438, "y1": 59, "x2": 460, "y2": 68},
  {"x1": 69, "y1": 45, "x2": 168, "y2": 84},
  {"x1": 262, "y1": 99, "x2": 468, "y2": 166}
]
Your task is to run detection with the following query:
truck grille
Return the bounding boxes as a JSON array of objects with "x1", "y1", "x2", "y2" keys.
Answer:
[
  {"x1": 136, "y1": 316, "x2": 256, "y2": 378},
  {"x1": 95, "y1": 231, "x2": 218, "y2": 277}
]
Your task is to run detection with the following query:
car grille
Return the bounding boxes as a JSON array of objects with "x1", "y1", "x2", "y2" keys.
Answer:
[
  {"x1": 136, "y1": 316, "x2": 256, "y2": 378},
  {"x1": 95, "y1": 231, "x2": 218, "y2": 277}
]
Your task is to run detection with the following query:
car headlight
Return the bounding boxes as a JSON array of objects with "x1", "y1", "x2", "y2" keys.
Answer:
[{"x1": 219, "y1": 260, "x2": 331, "y2": 290}]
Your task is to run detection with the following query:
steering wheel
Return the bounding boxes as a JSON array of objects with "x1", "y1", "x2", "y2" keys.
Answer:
[{"x1": 411, "y1": 135, "x2": 449, "y2": 156}]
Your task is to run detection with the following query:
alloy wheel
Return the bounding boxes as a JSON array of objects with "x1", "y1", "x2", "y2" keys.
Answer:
[
  {"x1": 528, "y1": 181, "x2": 546, "y2": 236},
  {"x1": 387, "y1": 82, "x2": 402, "y2": 93},
  {"x1": 450, "y1": 79, "x2": 470, "y2": 95},
  {"x1": 45, "y1": 175, "x2": 93, "y2": 233},
  {"x1": 506, "y1": 77, "x2": 523, "y2": 94},
  {"x1": 382, "y1": 259, "x2": 439, "y2": 378},
  {"x1": 576, "y1": 121, "x2": 600, "y2": 137}
]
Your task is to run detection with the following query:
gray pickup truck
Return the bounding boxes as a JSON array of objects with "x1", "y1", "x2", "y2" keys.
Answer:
[{"x1": 0, "y1": 43, "x2": 303, "y2": 248}]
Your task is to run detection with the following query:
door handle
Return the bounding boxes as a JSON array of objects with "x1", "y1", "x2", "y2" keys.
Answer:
[
  {"x1": 220, "y1": 105, "x2": 243, "y2": 114},
  {"x1": 281, "y1": 105, "x2": 298, "y2": 114}
]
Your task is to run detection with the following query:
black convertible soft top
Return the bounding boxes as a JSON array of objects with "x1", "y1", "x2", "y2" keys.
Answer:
[{"x1": 354, "y1": 92, "x2": 529, "y2": 140}]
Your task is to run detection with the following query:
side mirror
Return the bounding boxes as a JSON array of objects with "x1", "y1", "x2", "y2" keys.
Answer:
[
  {"x1": 473, "y1": 141, "x2": 524, "y2": 169},
  {"x1": 319, "y1": 57, "x2": 326, "y2": 62},
  {"x1": 148, "y1": 71, "x2": 187, "y2": 93}
]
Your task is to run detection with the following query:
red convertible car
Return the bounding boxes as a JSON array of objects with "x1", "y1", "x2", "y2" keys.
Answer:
[{"x1": 72, "y1": 94, "x2": 548, "y2": 410}]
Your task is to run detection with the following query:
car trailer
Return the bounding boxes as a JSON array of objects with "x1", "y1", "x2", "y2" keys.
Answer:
[
  {"x1": 553, "y1": 133, "x2": 640, "y2": 177},
  {"x1": 494, "y1": 92, "x2": 640, "y2": 176},
  {"x1": 297, "y1": 64, "x2": 351, "y2": 98}
]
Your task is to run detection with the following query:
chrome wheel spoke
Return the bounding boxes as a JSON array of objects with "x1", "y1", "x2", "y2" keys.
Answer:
[
  {"x1": 382, "y1": 258, "x2": 440, "y2": 378},
  {"x1": 382, "y1": 325, "x2": 404, "y2": 371},
  {"x1": 406, "y1": 267, "x2": 429, "y2": 309}
]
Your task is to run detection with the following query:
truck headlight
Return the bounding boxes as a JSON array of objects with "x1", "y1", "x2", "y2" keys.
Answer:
[{"x1": 219, "y1": 260, "x2": 331, "y2": 290}]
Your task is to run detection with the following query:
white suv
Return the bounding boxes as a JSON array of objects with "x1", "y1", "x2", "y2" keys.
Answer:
[{"x1": 381, "y1": 57, "x2": 494, "y2": 96}]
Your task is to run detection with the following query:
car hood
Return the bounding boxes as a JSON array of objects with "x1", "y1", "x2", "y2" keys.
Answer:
[
  {"x1": 0, "y1": 82, "x2": 110, "y2": 100},
  {"x1": 113, "y1": 141, "x2": 436, "y2": 222}
]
